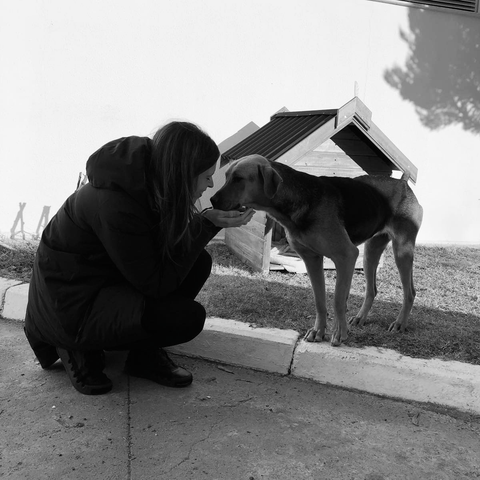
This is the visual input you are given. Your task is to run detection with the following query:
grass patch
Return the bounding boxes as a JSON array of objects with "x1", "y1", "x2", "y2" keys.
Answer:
[
  {"x1": 199, "y1": 241, "x2": 480, "y2": 366},
  {"x1": 1, "y1": 236, "x2": 479, "y2": 366},
  {"x1": 0, "y1": 238, "x2": 38, "y2": 283}
]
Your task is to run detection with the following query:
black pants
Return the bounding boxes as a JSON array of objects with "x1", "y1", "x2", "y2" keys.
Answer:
[
  {"x1": 25, "y1": 249, "x2": 212, "y2": 362},
  {"x1": 136, "y1": 249, "x2": 212, "y2": 348}
]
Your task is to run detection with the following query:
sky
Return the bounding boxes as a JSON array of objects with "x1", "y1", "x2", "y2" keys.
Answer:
[{"x1": 0, "y1": 0, "x2": 478, "y2": 243}]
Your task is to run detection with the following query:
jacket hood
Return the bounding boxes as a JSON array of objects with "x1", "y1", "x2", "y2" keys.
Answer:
[{"x1": 86, "y1": 136, "x2": 153, "y2": 206}]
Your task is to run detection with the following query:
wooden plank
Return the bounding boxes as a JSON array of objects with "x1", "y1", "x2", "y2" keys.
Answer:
[
  {"x1": 294, "y1": 151, "x2": 364, "y2": 167},
  {"x1": 226, "y1": 229, "x2": 271, "y2": 273},
  {"x1": 294, "y1": 152, "x2": 392, "y2": 172},
  {"x1": 313, "y1": 138, "x2": 344, "y2": 153},
  {"x1": 296, "y1": 139, "x2": 395, "y2": 175},
  {"x1": 227, "y1": 239, "x2": 265, "y2": 273},
  {"x1": 238, "y1": 210, "x2": 270, "y2": 240},
  {"x1": 294, "y1": 165, "x2": 366, "y2": 178},
  {"x1": 296, "y1": 151, "x2": 353, "y2": 164},
  {"x1": 262, "y1": 220, "x2": 273, "y2": 272},
  {"x1": 251, "y1": 209, "x2": 268, "y2": 223},
  {"x1": 225, "y1": 212, "x2": 272, "y2": 273},
  {"x1": 224, "y1": 210, "x2": 269, "y2": 242},
  {"x1": 238, "y1": 217, "x2": 269, "y2": 240},
  {"x1": 226, "y1": 227, "x2": 267, "y2": 255},
  {"x1": 363, "y1": 122, "x2": 418, "y2": 183},
  {"x1": 336, "y1": 97, "x2": 372, "y2": 131}
]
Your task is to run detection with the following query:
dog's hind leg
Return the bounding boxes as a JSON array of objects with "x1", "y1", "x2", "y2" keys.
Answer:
[
  {"x1": 389, "y1": 220, "x2": 419, "y2": 332},
  {"x1": 349, "y1": 233, "x2": 390, "y2": 328}
]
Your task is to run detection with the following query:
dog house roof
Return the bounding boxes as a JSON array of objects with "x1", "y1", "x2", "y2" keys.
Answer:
[{"x1": 221, "y1": 97, "x2": 418, "y2": 183}]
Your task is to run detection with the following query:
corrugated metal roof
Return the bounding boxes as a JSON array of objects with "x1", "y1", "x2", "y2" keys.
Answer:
[{"x1": 221, "y1": 111, "x2": 335, "y2": 164}]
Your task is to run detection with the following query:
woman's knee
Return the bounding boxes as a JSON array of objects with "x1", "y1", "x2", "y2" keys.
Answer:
[
  {"x1": 187, "y1": 301, "x2": 206, "y2": 339},
  {"x1": 142, "y1": 296, "x2": 206, "y2": 342}
]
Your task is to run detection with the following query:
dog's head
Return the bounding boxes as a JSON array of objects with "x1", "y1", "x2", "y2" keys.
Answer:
[{"x1": 211, "y1": 155, "x2": 283, "y2": 211}]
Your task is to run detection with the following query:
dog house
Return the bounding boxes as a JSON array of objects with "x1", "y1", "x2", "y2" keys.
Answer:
[{"x1": 220, "y1": 97, "x2": 419, "y2": 273}]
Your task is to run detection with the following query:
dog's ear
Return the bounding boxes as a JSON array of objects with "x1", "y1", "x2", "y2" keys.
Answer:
[{"x1": 258, "y1": 164, "x2": 283, "y2": 198}]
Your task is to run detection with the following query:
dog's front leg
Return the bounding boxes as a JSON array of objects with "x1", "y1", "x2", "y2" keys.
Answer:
[
  {"x1": 331, "y1": 246, "x2": 358, "y2": 346},
  {"x1": 300, "y1": 254, "x2": 329, "y2": 343}
]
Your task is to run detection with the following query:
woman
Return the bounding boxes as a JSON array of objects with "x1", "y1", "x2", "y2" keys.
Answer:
[{"x1": 24, "y1": 121, "x2": 254, "y2": 395}]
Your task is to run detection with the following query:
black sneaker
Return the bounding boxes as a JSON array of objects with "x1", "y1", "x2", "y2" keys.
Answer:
[
  {"x1": 56, "y1": 348, "x2": 112, "y2": 395},
  {"x1": 125, "y1": 347, "x2": 193, "y2": 387}
]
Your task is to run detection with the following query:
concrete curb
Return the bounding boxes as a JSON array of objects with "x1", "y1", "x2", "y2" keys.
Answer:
[
  {"x1": 1, "y1": 282, "x2": 29, "y2": 320},
  {"x1": 0, "y1": 278, "x2": 22, "y2": 316},
  {"x1": 291, "y1": 342, "x2": 480, "y2": 414},
  {"x1": 2, "y1": 279, "x2": 480, "y2": 415},
  {"x1": 168, "y1": 318, "x2": 300, "y2": 375}
]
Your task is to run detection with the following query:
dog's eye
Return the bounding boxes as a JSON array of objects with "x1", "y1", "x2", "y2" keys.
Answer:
[{"x1": 231, "y1": 176, "x2": 242, "y2": 183}]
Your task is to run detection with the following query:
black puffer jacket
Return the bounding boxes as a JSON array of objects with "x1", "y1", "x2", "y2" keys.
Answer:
[{"x1": 25, "y1": 136, "x2": 219, "y2": 350}]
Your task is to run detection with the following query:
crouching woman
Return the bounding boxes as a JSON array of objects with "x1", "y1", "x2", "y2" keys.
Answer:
[{"x1": 24, "y1": 121, "x2": 254, "y2": 395}]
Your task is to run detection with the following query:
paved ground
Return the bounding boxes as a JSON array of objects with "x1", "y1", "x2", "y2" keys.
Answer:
[
  {"x1": 4, "y1": 278, "x2": 480, "y2": 414},
  {"x1": 1, "y1": 318, "x2": 480, "y2": 480}
]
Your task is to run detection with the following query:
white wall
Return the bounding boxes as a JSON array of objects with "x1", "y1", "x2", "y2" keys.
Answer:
[{"x1": 0, "y1": 0, "x2": 478, "y2": 244}]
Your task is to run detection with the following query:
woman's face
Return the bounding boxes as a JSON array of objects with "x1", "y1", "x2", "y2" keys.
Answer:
[{"x1": 194, "y1": 164, "x2": 216, "y2": 200}]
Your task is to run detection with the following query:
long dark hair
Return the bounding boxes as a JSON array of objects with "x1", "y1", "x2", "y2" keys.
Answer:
[{"x1": 148, "y1": 121, "x2": 219, "y2": 261}]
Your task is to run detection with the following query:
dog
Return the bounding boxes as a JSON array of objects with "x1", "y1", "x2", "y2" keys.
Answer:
[{"x1": 211, "y1": 155, "x2": 423, "y2": 346}]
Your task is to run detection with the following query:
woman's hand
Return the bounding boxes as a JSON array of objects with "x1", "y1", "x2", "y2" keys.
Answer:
[{"x1": 203, "y1": 208, "x2": 256, "y2": 228}]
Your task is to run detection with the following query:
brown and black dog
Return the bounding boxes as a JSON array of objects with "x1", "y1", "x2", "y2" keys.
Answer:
[{"x1": 211, "y1": 155, "x2": 423, "y2": 346}]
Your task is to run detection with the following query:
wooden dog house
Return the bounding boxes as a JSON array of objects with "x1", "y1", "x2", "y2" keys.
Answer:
[{"x1": 220, "y1": 97, "x2": 419, "y2": 273}]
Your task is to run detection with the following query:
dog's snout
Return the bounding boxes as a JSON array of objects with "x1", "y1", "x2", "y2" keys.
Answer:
[{"x1": 210, "y1": 188, "x2": 241, "y2": 211}]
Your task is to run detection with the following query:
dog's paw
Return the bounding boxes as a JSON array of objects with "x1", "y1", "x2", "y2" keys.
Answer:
[
  {"x1": 330, "y1": 334, "x2": 347, "y2": 347},
  {"x1": 330, "y1": 327, "x2": 348, "y2": 347},
  {"x1": 348, "y1": 315, "x2": 365, "y2": 328},
  {"x1": 388, "y1": 321, "x2": 407, "y2": 333},
  {"x1": 304, "y1": 328, "x2": 328, "y2": 343}
]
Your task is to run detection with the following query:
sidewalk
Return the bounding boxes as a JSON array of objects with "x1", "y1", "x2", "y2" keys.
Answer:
[
  {"x1": 2, "y1": 318, "x2": 480, "y2": 479},
  {"x1": 2, "y1": 277, "x2": 480, "y2": 416}
]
